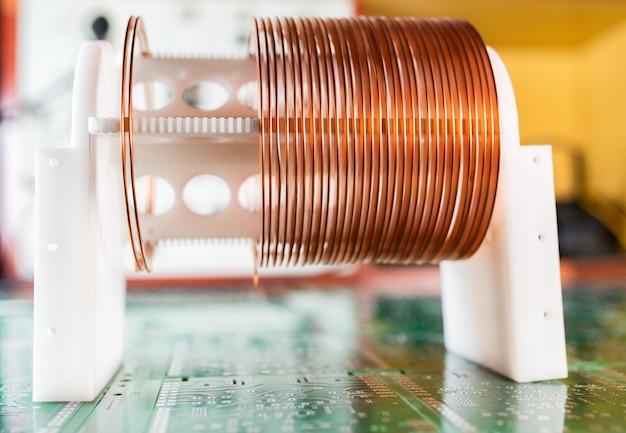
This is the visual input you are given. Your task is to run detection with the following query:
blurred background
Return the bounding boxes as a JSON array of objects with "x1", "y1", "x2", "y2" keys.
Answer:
[{"x1": 1, "y1": 0, "x2": 625, "y2": 284}]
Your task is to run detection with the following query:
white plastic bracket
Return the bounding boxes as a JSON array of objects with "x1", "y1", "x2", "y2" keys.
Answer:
[
  {"x1": 33, "y1": 42, "x2": 567, "y2": 402},
  {"x1": 439, "y1": 48, "x2": 568, "y2": 382},
  {"x1": 33, "y1": 42, "x2": 125, "y2": 401}
]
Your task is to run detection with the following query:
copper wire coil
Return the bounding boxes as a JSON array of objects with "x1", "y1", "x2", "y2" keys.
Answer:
[
  {"x1": 321, "y1": 17, "x2": 340, "y2": 265},
  {"x1": 397, "y1": 19, "x2": 435, "y2": 263},
  {"x1": 444, "y1": 20, "x2": 484, "y2": 260},
  {"x1": 267, "y1": 17, "x2": 280, "y2": 267},
  {"x1": 340, "y1": 19, "x2": 361, "y2": 264},
  {"x1": 281, "y1": 17, "x2": 298, "y2": 267},
  {"x1": 459, "y1": 20, "x2": 501, "y2": 258},
  {"x1": 391, "y1": 18, "x2": 427, "y2": 263},
  {"x1": 445, "y1": 20, "x2": 494, "y2": 260},
  {"x1": 120, "y1": 16, "x2": 500, "y2": 271},
  {"x1": 287, "y1": 17, "x2": 306, "y2": 266},
  {"x1": 309, "y1": 18, "x2": 323, "y2": 264},
  {"x1": 325, "y1": 18, "x2": 354, "y2": 265},
  {"x1": 373, "y1": 17, "x2": 408, "y2": 262},
  {"x1": 121, "y1": 16, "x2": 151, "y2": 272},
  {"x1": 321, "y1": 18, "x2": 343, "y2": 264},
  {"x1": 426, "y1": 19, "x2": 469, "y2": 262},
  {"x1": 378, "y1": 20, "x2": 423, "y2": 262},
  {"x1": 417, "y1": 19, "x2": 461, "y2": 262},
  {"x1": 417, "y1": 19, "x2": 447, "y2": 260},
  {"x1": 251, "y1": 18, "x2": 267, "y2": 267},
  {"x1": 253, "y1": 17, "x2": 500, "y2": 266},
  {"x1": 366, "y1": 17, "x2": 396, "y2": 263},
  {"x1": 379, "y1": 17, "x2": 415, "y2": 263},
  {"x1": 432, "y1": 19, "x2": 478, "y2": 261},
  {"x1": 354, "y1": 18, "x2": 380, "y2": 264}
]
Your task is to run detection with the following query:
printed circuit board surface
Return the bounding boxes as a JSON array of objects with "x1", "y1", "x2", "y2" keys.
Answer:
[{"x1": 1, "y1": 284, "x2": 626, "y2": 432}]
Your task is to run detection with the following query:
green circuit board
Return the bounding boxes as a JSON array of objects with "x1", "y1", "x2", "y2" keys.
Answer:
[{"x1": 2, "y1": 283, "x2": 626, "y2": 432}]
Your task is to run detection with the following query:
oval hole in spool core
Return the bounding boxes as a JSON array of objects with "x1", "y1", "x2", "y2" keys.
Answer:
[
  {"x1": 183, "y1": 80, "x2": 230, "y2": 111},
  {"x1": 183, "y1": 174, "x2": 231, "y2": 216},
  {"x1": 238, "y1": 174, "x2": 261, "y2": 213},
  {"x1": 236, "y1": 81, "x2": 258, "y2": 111},
  {"x1": 133, "y1": 81, "x2": 173, "y2": 111},
  {"x1": 135, "y1": 175, "x2": 176, "y2": 216}
]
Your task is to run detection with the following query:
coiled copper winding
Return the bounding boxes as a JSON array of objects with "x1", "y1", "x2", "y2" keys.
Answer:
[
  {"x1": 250, "y1": 17, "x2": 500, "y2": 267},
  {"x1": 120, "y1": 16, "x2": 499, "y2": 272},
  {"x1": 121, "y1": 16, "x2": 152, "y2": 272}
]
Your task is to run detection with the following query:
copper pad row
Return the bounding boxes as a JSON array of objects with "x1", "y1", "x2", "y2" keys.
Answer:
[{"x1": 251, "y1": 17, "x2": 500, "y2": 267}]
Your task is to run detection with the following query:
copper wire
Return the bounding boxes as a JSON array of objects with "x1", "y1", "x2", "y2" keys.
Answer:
[
  {"x1": 336, "y1": 18, "x2": 359, "y2": 264},
  {"x1": 252, "y1": 17, "x2": 500, "y2": 266},
  {"x1": 327, "y1": 18, "x2": 354, "y2": 264},
  {"x1": 286, "y1": 17, "x2": 304, "y2": 266},
  {"x1": 392, "y1": 18, "x2": 428, "y2": 263},
  {"x1": 400, "y1": 19, "x2": 437, "y2": 263},
  {"x1": 373, "y1": 17, "x2": 405, "y2": 261},
  {"x1": 379, "y1": 17, "x2": 415, "y2": 262},
  {"x1": 119, "y1": 16, "x2": 500, "y2": 273},
  {"x1": 446, "y1": 20, "x2": 493, "y2": 259},
  {"x1": 419, "y1": 19, "x2": 460, "y2": 262},
  {"x1": 121, "y1": 16, "x2": 151, "y2": 272},
  {"x1": 266, "y1": 18, "x2": 279, "y2": 267},
  {"x1": 307, "y1": 17, "x2": 325, "y2": 265},
  {"x1": 252, "y1": 18, "x2": 270, "y2": 267},
  {"x1": 459, "y1": 21, "x2": 501, "y2": 257},
  {"x1": 351, "y1": 17, "x2": 378, "y2": 264},
  {"x1": 326, "y1": 18, "x2": 351, "y2": 264},
  {"x1": 411, "y1": 19, "x2": 446, "y2": 263},
  {"x1": 428, "y1": 19, "x2": 468, "y2": 261},
  {"x1": 280, "y1": 17, "x2": 297, "y2": 266},
  {"x1": 429, "y1": 19, "x2": 476, "y2": 261},
  {"x1": 365, "y1": 17, "x2": 394, "y2": 263},
  {"x1": 312, "y1": 18, "x2": 337, "y2": 263}
]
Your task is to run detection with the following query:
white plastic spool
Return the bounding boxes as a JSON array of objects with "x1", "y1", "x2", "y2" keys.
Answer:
[{"x1": 33, "y1": 41, "x2": 567, "y2": 402}]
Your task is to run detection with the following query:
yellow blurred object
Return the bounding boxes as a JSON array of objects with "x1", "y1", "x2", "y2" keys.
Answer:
[{"x1": 362, "y1": 0, "x2": 626, "y2": 45}]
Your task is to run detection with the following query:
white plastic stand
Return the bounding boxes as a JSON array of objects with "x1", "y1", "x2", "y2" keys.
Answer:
[
  {"x1": 33, "y1": 42, "x2": 125, "y2": 402},
  {"x1": 33, "y1": 42, "x2": 567, "y2": 402},
  {"x1": 439, "y1": 49, "x2": 567, "y2": 382}
]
